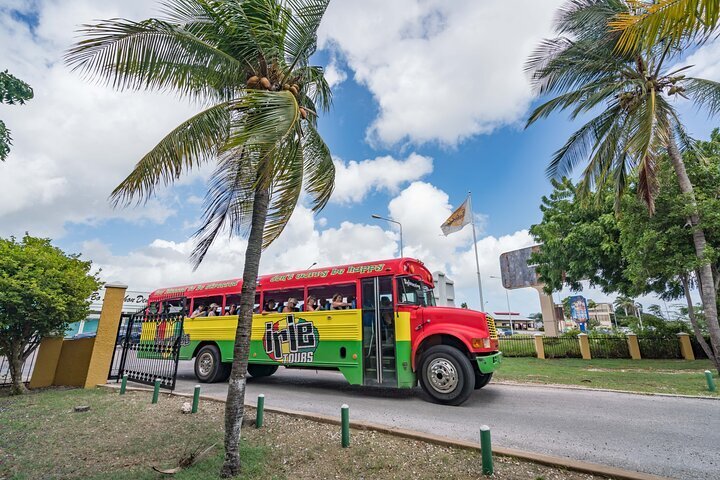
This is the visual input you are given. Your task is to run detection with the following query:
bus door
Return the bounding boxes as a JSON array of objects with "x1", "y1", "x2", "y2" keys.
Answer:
[{"x1": 361, "y1": 276, "x2": 397, "y2": 386}]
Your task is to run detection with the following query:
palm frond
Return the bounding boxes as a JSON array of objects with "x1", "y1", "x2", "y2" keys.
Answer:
[
  {"x1": 111, "y1": 102, "x2": 232, "y2": 205},
  {"x1": 282, "y1": 0, "x2": 330, "y2": 72},
  {"x1": 302, "y1": 122, "x2": 335, "y2": 211},
  {"x1": 65, "y1": 17, "x2": 245, "y2": 99},
  {"x1": 262, "y1": 138, "x2": 304, "y2": 247},
  {"x1": 684, "y1": 77, "x2": 720, "y2": 115},
  {"x1": 611, "y1": 0, "x2": 720, "y2": 53}
]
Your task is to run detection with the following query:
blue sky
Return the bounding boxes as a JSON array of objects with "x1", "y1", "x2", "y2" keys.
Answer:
[{"x1": 2, "y1": 0, "x2": 719, "y2": 315}]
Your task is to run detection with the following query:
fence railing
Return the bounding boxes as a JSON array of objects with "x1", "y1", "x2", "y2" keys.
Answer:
[
  {"x1": 689, "y1": 336, "x2": 712, "y2": 360},
  {"x1": 498, "y1": 337, "x2": 536, "y2": 357},
  {"x1": 638, "y1": 336, "x2": 682, "y2": 359},
  {"x1": 588, "y1": 337, "x2": 630, "y2": 359},
  {"x1": 542, "y1": 336, "x2": 582, "y2": 358},
  {"x1": 0, "y1": 349, "x2": 39, "y2": 387}
]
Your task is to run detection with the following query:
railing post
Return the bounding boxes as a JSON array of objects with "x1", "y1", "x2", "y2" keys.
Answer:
[
  {"x1": 578, "y1": 333, "x2": 591, "y2": 360},
  {"x1": 120, "y1": 374, "x2": 128, "y2": 395},
  {"x1": 152, "y1": 378, "x2": 161, "y2": 404},
  {"x1": 677, "y1": 333, "x2": 695, "y2": 361},
  {"x1": 480, "y1": 425, "x2": 494, "y2": 475},
  {"x1": 256, "y1": 394, "x2": 265, "y2": 428},
  {"x1": 191, "y1": 385, "x2": 201, "y2": 413},
  {"x1": 627, "y1": 334, "x2": 641, "y2": 360},
  {"x1": 341, "y1": 404, "x2": 350, "y2": 448},
  {"x1": 533, "y1": 333, "x2": 545, "y2": 359}
]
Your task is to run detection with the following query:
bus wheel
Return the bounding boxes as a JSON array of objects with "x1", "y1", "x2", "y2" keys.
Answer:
[
  {"x1": 247, "y1": 364, "x2": 279, "y2": 378},
  {"x1": 195, "y1": 345, "x2": 226, "y2": 383},
  {"x1": 419, "y1": 345, "x2": 474, "y2": 406},
  {"x1": 474, "y1": 372, "x2": 493, "y2": 390}
]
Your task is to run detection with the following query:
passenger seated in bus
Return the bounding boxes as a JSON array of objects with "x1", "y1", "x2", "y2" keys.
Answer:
[
  {"x1": 348, "y1": 295, "x2": 357, "y2": 309},
  {"x1": 227, "y1": 304, "x2": 237, "y2": 315},
  {"x1": 262, "y1": 299, "x2": 277, "y2": 314},
  {"x1": 380, "y1": 297, "x2": 394, "y2": 341},
  {"x1": 207, "y1": 303, "x2": 219, "y2": 316},
  {"x1": 305, "y1": 296, "x2": 318, "y2": 312},
  {"x1": 331, "y1": 293, "x2": 351, "y2": 310},
  {"x1": 283, "y1": 297, "x2": 298, "y2": 313},
  {"x1": 190, "y1": 305, "x2": 207, "y2": 318}
]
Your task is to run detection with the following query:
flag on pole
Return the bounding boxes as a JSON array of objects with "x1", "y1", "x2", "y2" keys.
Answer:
[{"x1": 441, "y1": 197, "x2": 471, "y2": 236}]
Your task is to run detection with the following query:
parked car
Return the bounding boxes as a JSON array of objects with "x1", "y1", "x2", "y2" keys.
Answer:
[{"x1": 497, "y1": 328, "x2": 512, "y2": 337}]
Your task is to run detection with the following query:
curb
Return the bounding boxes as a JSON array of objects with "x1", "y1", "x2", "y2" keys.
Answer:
[
  {"x1": 493, "y1": 380, "x2": 720, "y2": 400},
  {"x1": 100, "y1": 383, "x2": 670, "y2": 480}
]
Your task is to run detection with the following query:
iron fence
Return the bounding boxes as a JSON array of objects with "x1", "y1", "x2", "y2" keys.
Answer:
[
  {"x1": 588, "y1": 336, "x2": 630, "y2": 359},
  {"x1": 689, "y1": 335, "x2": 712, "y2": 360},
  {"x1": 0, "y1": 348, "x2": 39, "y2": 387},
  {"x1": 116, "y1": 311, "x2": 185, "y2": 390},
  {"x1": 498, "y1": 337, "x2": 536, "y2": 357},
  {"x1": 542, "y1": 336, "x2": 582, "y2": 358},
  {"x1": 637, "y1": 336, "x2": 682, "y2": 359}
]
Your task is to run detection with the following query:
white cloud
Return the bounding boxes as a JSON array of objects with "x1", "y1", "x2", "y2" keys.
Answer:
[
  {"x1": 680, "y1": 39, "x2": 720, "y2": 81},
  {"x1": 318, "y1": 0, "x2": 564, "y2": 146},
  {"x1": 0, "y1": 1, "x2": 202, "y2": 237},
  {"x1": 324, "y1": 58, "x2": 347, "y2": 89},
  {"x1": 331, "y1": 153, "x2": 433, "y2": 203}
]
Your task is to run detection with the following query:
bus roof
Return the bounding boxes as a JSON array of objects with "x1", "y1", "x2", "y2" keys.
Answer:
[{"x1": 148, "y1": 257, "x2": 433, "y2": 301}]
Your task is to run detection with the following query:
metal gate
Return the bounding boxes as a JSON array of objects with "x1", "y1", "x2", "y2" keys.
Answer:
[{"x1": 112, "y1": 311, "x2": 185, "y2": 390}]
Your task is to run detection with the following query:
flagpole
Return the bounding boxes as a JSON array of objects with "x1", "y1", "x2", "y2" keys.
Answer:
[{"x1": 468, "y1": 192, "x2": 485, "y2": 310}]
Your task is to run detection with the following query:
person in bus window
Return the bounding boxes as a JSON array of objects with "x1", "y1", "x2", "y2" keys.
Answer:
[
  {"x1": 207, "y1": 303, "x2": 219, "y2": 316},
  {"x1": 283, "y1": 297, "x2": 298, "y2": 313},
  {"x1": 190, "y1": 304, "x2": 207, "y2": 318},
  {"x1": 331, "y1": 293, "x2": 351, "y2": 310},
  {"x1": 305, "y1": 296, "x2": 318, "y2": 312},
  {"x1": 348, "y1": 295, "x2": 356, "y2": 309},
  {"x1": 262, "y1": 299, "x2": 277, "y2": 314},
  {"x1": 228, "y1": 304, "x2": 237, "y2": 315},
  {"x1": 380, "y1": 297, "x2": 394, "y2": 342}
]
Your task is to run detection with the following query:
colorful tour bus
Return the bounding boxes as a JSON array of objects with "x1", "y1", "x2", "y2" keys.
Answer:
[{"x1": 147, "y1": 258, "x2": 501, "y2": 405}]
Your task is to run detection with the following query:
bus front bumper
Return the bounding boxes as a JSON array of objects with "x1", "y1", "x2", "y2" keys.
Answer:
[{"x1": 475, "y1": 351, "x2": 502, "y2": 374}]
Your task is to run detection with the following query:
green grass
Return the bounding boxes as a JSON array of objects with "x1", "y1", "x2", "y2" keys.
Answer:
[
  {"x1": 494, "y1": 357, "x2": 720, "y2": 396},
  {"x1": 0, "y1": 388, "x2": 269, "y2": 479}
]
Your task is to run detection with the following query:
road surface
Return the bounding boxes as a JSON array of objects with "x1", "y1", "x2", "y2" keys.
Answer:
[{"x1": 166, "y1": 361, "x2": 718, "y2": 479}]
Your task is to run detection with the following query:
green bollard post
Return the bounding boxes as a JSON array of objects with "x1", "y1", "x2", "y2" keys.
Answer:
[
  {"x1": 192, "y1": 385, "x2": 201, "y2": 413},
  {"x1": 480, "y1": 425, "x2": 493, "y2": 476},
  {"x1": 705, "y1": 370, "x2": 717, "y2": 392},
  {"x1": 152, "y1": 378, "x2": 161, "y2": 404},
  {"x1": 341, "y1": 404, "x2": 350, "y2": 448},
  {"x1": 256, "y1": 394, "x2": 265, "y2": 428},
  {"x1": 120, "y1": 374, "x2": 128, "y2": 395}
]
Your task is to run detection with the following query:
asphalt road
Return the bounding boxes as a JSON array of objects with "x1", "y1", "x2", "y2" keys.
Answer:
[{"x1": 169, "y1": 361, "x2": 718, "y2": 480}]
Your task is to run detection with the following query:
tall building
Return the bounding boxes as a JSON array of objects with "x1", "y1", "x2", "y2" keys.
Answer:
[
  {"x1": 588, "y1": 302, "x2": 614, "y2": 328},
  {"x1": 432, "y1": 271, "x2": 455, "y2": 307}
]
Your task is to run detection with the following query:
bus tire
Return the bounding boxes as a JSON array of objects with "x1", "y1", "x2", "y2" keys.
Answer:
[
  {"x1": 195, "y1": 345, "x2": 225, "y2": 383},
  {"x1": 247, "y1": 364, "x2": 279, "y2": 378},
  {"x1": 419, "y1": 345, "x2": 474, "y2": 406},
  {"x1": 474, "y1": 372, "x2": 493, "y2": 390}
]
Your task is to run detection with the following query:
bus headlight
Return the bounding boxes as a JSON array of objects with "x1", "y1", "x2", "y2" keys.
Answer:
[{"x1": 471, "y1": 338, "x2": 491, "y2": 349}]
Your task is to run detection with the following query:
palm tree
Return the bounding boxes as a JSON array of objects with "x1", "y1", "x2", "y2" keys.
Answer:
[
  {"x1": 610, "y1": 0, "x2": 720, "y2": 53},
  {"x1": 66, "y1": 1, "x2": 334, "y2": 475},
  {"x1": 614, "y1": 295, "x2": 637, "y2": 317},
  {"x1": 525, "y1": 0, "x2": 720, "y2": 370}
]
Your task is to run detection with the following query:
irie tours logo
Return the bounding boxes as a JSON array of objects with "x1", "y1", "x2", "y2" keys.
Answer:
[{"x1": 263, "y1": 315, "x2": 318, "y2": 363}]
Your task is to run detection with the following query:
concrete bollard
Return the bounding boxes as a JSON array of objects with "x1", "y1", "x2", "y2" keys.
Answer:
[
  {"x1": 341, "y1": 404, "x2": 350, "y2": 448},
  {"x1": 152, "y1": 378, "x2": 161, "y2": 404},
  {"x1": 256, "y1": 394, "x2": 265, "y2": 428},
  {"x1": 480, "y1": 425, "x2": 493, "y2": 475},
  {"x1": 120, "y1": 374, "x2": 128, "y2": 395},
  {"x1": 705, "y1": 371, "x2": 717, "y2": 392},
  {"x1": 192, "y1": 385, "x2": 201, "y2": 413}
]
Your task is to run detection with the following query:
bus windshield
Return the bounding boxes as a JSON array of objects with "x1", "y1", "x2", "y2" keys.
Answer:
[{"x1": 397, "y1": 276, "x2": 435, "y2": 306}]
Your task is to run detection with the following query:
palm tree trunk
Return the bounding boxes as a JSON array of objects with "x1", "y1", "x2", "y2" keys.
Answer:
[
  {"x1": 9, "y1": 342, "x2": 27, "y2": 395},
  {"x1": 681, "y1": 274, "x2": 718, "y2": 370},
  {"x1": 220, "y1": 186, "x2": 270, "y2": 478},
  {"x1": 667, "y1": 139, "x2": 720, "y2": 372}
]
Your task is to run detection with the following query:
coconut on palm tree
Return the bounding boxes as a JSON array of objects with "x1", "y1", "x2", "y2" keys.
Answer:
[
  {"x1": 526, "y1": 0, "x2": 720, "y2": 372},
  {"x1": 66, "y1": 0, "x2": 334, "y2": 475}
]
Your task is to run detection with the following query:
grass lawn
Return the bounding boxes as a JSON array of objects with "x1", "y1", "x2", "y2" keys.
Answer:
[
  {"x1": 494, "y1": 357, "x2": 720, "y2": 396},
  {"x1": 0, "y1": 387, "x2": 609, "y2": 480}
]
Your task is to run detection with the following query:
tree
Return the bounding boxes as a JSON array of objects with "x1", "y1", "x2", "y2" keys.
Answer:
[
  {"x1": 615, "y1": 295, "x2": 638, "y2": 317},
  {"x1": 611, "y1": 0, "x2": 720, "y2": 53},
  {"x1": 0, "y1": 70, "x2": 34, "y2": 161},
  {"x1": 0, "y1": 235, "x2": 100, "y2": 394},
  {"x1": 66, "y1": 1, "x2": 334, "y2": 476},
  {"x1": 648, "y1": 304, "x2": 665, "y2": 319},
  {"x1": 526, "y1": 0, "x2": 720, "y2": 371}
]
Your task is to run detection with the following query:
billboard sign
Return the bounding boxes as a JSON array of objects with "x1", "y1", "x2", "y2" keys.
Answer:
[
  {"x1": 499, "y1": 245, "x2": 541, "y2": 290},
  {"x1": 569, "y1": 295, "x2": 589, "y2": 330}
]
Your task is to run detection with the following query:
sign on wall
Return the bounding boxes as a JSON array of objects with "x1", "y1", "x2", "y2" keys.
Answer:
[
  {"x1": 88, "y1": 288, "x2": 150, "y2": 313},
  {"x1": 569, "y1": 295, "x2": 589, "y2": 332}
]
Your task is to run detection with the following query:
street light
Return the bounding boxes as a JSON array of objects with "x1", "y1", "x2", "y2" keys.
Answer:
[
  {"x1": 307, "y1": 262, "x2": 317, "y2": 270},
  {"x1": 371, "y1": 214, "x2": 403, "y2": 257},
  {"x1": 490, "y1": 275, "x2": 514, "y2": 336}
]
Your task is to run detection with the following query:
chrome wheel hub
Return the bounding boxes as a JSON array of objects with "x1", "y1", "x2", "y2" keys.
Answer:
[
  {"x1": 427, "y1": 358, "x2": 458, "y2": 393},
  {"x1": 198, "y1": 352, "x2": 214, "y2": 376}
]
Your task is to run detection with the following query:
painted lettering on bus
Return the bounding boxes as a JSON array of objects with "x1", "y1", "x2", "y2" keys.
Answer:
[
  {"x1": 268, "y1": 263, "x2": 385, "y2": 282},
  {"x1": 263, "y1": 315, "x2": 318, "y2": 364}
]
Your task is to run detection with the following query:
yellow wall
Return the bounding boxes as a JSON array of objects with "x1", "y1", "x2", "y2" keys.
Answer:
[
  {"x1": 53, "y1": 338, "x2": 95, "y2": 387},
  {"x1": 28, "y1": 337, "x2": 64, "y2": 389},
  {"x1": 84, "y1": 284, "x2": 127, "y2": 388}
]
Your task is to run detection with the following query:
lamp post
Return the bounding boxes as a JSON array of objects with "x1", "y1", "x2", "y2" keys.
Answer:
[
  {"x1": 307, "y1": 262, "x2": 317, "y2": 270},
  {"x1": 371, "y1": 214, "x2": 403, "y2": 257},
  {"x1": 490, "y1": 275, "x2": 514, "y2": 336}
]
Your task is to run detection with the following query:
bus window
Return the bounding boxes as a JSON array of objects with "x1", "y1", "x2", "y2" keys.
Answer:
[
  {"x1": 192, "y1": 295, "x2": 223, "y2": 316},
  {"x1": 164, "y1": 298, "x2": 185, "y2": 314},
  {"x1": 148, "y1": 302, "x2": 159, "y2": 314},
  {"x1": 225, "y1": 294, "x2": 241, "y2": 315},
  {"x1": 397, "y1": 276, "x2": 435, "y2": 306},
  {"x1": 264, "y1": 288, "x2": 304, "y2": 313},
  {"x1": 308, "y1": 284, "x2": 356, "y2": 311}
]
